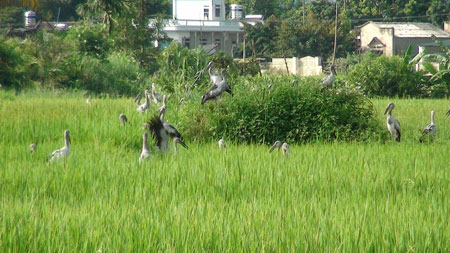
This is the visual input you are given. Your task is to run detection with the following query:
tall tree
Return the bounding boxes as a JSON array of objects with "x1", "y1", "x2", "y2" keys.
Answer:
[{"x1": 77, "y1": 0, "x2": 130, "y2": 34}]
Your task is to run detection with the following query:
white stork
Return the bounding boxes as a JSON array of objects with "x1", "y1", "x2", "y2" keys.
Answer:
[
  {"x1": 420, "y1": 110, "x2": 436, "y2": 142},
  {"x1": 30, "y1": 143, "x2": 37, "y2": 153},
  {"x1": 139, "y1": 132, "x2": 150, "y2": 162},
  {"x1": 281, "y1": 142, "x2": 291, "y2": 155},
  {"x1": 218, "y1": 138, "x2": 226, "y2": 148},
  {"x1": 48, "y1": 129, "x2": 71, "y2": 162}
]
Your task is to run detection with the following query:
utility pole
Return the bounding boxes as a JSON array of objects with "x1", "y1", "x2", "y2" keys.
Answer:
[{"x1": 332, "y1": 0, "x2": 338, "y2": 65}]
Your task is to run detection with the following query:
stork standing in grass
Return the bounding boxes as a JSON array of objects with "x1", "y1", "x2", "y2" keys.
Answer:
[
  {"x1": 86, "y1": 98, "x2": 91, "y2": 106},
  {"x1": 139, "y1": 133, "x2": 150, "y2": 162},
  {"x1": 152, "y1": 83, "x2": 163, "y2": 104},
  {"x1": 321, "y1": 64, "x2": 336, "y2": 89},
  {"x1": 30, "y1": 143, "x2": 37, "y2": 153},
  {"x1": 281, "y1": 142, "x2": 290, "y2": 155},
  {"x1": 147, "y1": 115, "x2": 188, "y2": 152},
  {"x1": 420, "y1": 110, "x2": 436, "y2": 142},
  {"x1": 269, "y1": 140, "x2": 282, "y2": 153},
  {"x1": 218, "y1": 138, "x2": 226, "y2": 148},
  {"x1": 137, "y1": 90, "x2": 150, "y2": 113},
  {"x1": 119, "y1": 114, "x2": 127, "y2": 126},
  {"x1": 384, "y1": 102, "x2": 401, "y2": 142},
  {"x1": 48, "y1": 129, "x2": 71, "y2": 162},
  {"x1": 134, "y1": 92, "x2": 142, "y2": 105},
  {"x1": 201, "y1": 70, "x2": 233, "y2": 104},
  {"x1": 207, "y1": 61, "x2": 224, "y2": 85},
  {"x1": 158, "y1": 95, "x2": 167, "y2": 120}
]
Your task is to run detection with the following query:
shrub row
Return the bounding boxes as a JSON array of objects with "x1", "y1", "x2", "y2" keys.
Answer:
[{"x1": 176, "y1": 75, "x2": 385, "y2": 144}]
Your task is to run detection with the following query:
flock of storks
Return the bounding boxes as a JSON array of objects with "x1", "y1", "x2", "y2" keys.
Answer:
[
  {"x1": 37, "y1": 63, "x2": 441, "y2": 163},
  {"x1": 41, "y1": 61, "x2": 237, "y2": 163},
  {"x1": 384, "y1": 102, "x2": 439, "y2": 143}
]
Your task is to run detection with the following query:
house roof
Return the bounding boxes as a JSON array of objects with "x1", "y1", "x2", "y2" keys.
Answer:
[
  {"x1": 419, "y1": 39, "x2": 450, "y2": 47},
  {"x1": 357, "y1": 21, "x2": 450, "y2": 38},
  {"x1": 368, "y1": 37, "x2": 385, "y2": 48}
]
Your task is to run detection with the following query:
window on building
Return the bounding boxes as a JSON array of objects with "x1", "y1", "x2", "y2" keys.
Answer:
[
  {"x1": 204, "y1": 6, "x2": 209, "y2": 19},
  {"x1": 215, "y1": 4, "x2": 221, "y2": 17},
  {"x1": 200, "y1": 38, "x2": 208, "y2": 45}
]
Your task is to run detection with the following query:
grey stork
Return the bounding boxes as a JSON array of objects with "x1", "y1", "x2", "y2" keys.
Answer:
[
  {"x1": 147, "y1": 115, "x2": 188, "y2": 151},
  {"x1": 321, "y1": 64, "x2": 336, "y2": 89},
  {"x1": 139, "y1": 133, "x2": 150, "y2": 162},
  {"x1": 207, "y1": 61, "x2": 224, "y2": 85},
  {"x1": 420, "y1": 110, "x2": 436, "y2": 142},
  {"x1": 201, "y1": 70, "x2": 233, "y2": 105},
  {"x1": 151, "y1": 83, "x2": 163, "y2": 104},
  {"x1": 119, "y1": 113, "x2": 127, "y2": 126},
  {"x1": 48, "y1": 130, "x2": 71, "y2": 162},
  {"x1": 137, "y1": 89, "x2": 150, "y2": 113},
  {"x1": 384, "y1": 102, "x2": 401, "y2": 142},
  {"x1": 158, "y1": 95, "x2": 167, "y2": 120},
  {"x1": 269, "y1": 140, "x2": 282, "y2": 153},
  {"x1": 134, "y1": 92, "x2": 142, "y2": 105}
]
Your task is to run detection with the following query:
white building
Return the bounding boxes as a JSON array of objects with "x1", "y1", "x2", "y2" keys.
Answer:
[{"x1": 161, "y1": 0, "x2": 248, "y2": 55}]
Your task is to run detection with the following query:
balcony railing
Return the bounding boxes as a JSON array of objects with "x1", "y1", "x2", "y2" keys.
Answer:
[{"x1": 162, "y1": 19, "x2": 243, "y2": 28}]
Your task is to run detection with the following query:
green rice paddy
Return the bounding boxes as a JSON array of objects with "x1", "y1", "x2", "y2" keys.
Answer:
[{"x1": 0, "y1": 91, "x2": 449, "y2": 251}]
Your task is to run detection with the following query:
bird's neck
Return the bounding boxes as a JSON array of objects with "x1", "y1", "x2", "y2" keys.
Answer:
[
  {"x1": 143, "y1": 137, "x2": 148, "y2": 150},
  {"x1": 65, "y1": 138, "x2": 70, "y2": 148}
]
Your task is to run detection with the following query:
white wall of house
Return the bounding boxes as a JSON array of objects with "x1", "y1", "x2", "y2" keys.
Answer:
[{"x1": 173, "y1": 0, "x2": 225, "y2": 20}]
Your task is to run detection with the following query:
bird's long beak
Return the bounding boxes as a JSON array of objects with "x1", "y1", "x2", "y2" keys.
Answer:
[
  {"x1": 384, "y1": 105, "x2": 390, "y2": 115},
  {"x1": 180, "y1": 139, "x2": 188, "y2": 149},
  {"x1": 269, "y1": 144, "x2": 276, "y2": 153},
  {"x1": 446, "y1": 109, "x2": 450, "y2": 117},
  {"x1": 68, "y1": 135, "x2": 71, "y2": 145}
]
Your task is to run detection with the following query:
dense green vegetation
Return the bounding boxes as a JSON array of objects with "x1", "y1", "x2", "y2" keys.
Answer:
[
  {"x1": 0, "y1": 92, "x2": 449, "y2": 251},
  {"x1": 178, "y1": 74, "x2": 383, "y2": 143}
]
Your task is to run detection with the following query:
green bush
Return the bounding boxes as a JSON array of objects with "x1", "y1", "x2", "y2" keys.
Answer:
[
  {"x1": 73, "y1": 51, "x2": 146, "y2": 95},
  {"x1": 176, "y1": 75, "x2": 384, "y2": 144},
  {"x1": 345, "y1": 53, "x2": 426, "y2": 97},
  {"x1": 0, "y1": 36, "x2": 30, "y2": 89}
]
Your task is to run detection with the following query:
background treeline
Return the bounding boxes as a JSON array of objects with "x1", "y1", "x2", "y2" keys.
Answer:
[{"x1": 0, "y1": 0, "x2": 450, "y2": 97}]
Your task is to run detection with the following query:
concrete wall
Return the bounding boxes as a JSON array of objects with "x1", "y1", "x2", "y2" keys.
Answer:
[
  {"x1": 173, "y1": 0, "x2": 225, "y2": 20},
  {"x1": 270, "y1": 56, "x2": 322, "y2": 76}
]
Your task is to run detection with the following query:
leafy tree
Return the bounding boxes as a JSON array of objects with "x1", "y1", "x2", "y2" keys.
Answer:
[
  {"x1": 77, "y1": 0, "x2": 130, "y2": 34},
  {"x1": 421, "y1": 36, "x2": 450, "y2": 97},
  {"x1": 346, "y1": 53, "x2": 426, "y2": 97},
  {"x1": 0, "y1": 36, "x2": 29, "y2": 89}
]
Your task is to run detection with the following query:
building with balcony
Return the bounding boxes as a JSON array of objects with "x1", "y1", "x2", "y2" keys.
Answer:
[{"x1": 162, "y1": 0, "x2": 248, "y2": 55}]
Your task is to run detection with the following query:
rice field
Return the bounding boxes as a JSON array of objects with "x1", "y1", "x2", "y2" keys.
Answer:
[{"x1": 0, "y1": 91, "x2": 449, "y2": 251}]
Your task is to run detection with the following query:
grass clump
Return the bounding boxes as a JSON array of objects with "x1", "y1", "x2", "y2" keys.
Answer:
[{"x1": 178, "y1": 75, "x2": 384, "y2": 144}]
